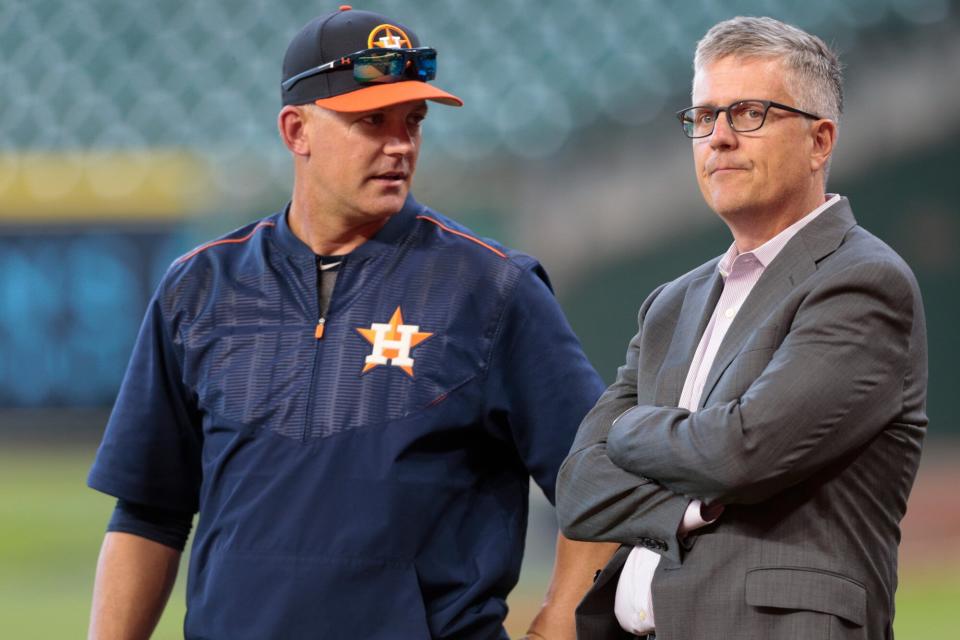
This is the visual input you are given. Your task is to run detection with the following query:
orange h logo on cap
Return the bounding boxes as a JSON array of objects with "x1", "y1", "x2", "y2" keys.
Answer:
[{"x1": 368, "y1": 24, "x2": 412, "y2": 49}]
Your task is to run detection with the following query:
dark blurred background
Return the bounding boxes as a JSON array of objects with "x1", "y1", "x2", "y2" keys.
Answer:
[{"x1": 1, "y1": 1, "x2": 957, "y2": 637}]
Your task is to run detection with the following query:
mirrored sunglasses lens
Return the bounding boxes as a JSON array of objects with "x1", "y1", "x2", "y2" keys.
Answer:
[
  {"x1": 354, "y1": 52, "x2": 404, "y2": 83},
  {"x1": 414, "y1": 52, "x2": 437, "y2": 81}
]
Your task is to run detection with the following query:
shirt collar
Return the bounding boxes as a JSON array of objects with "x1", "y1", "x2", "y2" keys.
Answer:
[{"x1": 718, "y1": 193, "x2": 841, "y2": 278}]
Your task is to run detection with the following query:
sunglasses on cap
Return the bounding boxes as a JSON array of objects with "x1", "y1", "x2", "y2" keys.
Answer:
[{"x1": 282, "y1": 47, "x2": 437, "y2": 92}]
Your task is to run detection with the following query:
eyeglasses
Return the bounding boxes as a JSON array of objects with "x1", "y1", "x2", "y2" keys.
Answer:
[
  {"x1": 676, "y1": 100, "x2": 823, "y2": 138},
  {"x1": 282, "y1": 47, "x2": 437, "y2": 92}
]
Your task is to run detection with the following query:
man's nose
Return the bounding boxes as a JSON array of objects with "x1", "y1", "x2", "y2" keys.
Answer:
[
  {"x1": 384, "y1": 125, "x2": 416, "y2": 156},
  {"x1": 709, "y1": 111, "x2": 738, "y2": 149}
]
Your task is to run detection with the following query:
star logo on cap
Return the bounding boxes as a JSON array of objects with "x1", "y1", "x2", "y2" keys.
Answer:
[
  {"x1": 356, "y1": 307, "x2": 432, "y2": 377},
  {"x1": 368, "y1": 24, "x2": 412, "y2": 49}
]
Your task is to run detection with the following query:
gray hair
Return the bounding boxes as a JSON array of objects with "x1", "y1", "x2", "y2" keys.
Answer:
[{"x1": 694, "y1": 16, "x2": 843, "y2": 125}]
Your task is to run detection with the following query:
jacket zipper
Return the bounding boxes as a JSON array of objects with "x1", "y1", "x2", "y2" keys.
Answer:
[{"x1": 302, "y1": 255, "x2": 329, "y2": 441}]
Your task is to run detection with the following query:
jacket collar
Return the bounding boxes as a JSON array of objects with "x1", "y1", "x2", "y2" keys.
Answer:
[{"x1": 270, "y1": 194, "x2": 424, "y2": 259}]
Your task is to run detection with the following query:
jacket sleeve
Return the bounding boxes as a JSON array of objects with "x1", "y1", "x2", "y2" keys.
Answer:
[
  {"x1": 556, "y1": 283, "x2": 692, "y2": 563},
  {"x1": 87, "y1": 285, "x2": 204, "y2": 513},
  {"x1": 605, "y1": 260, "x2": 922, "y2": 506},
  {"x1": 484, "y1": 263, "x2": 607, "y2": 506}
]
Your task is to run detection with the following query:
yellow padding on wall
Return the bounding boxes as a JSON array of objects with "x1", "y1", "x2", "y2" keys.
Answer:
[{"x1": 0, "y1": 150, "x2": 211, "y2": 221}]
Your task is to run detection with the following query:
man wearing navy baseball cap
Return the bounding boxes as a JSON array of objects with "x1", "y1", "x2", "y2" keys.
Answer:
[{"x1": 88, "y1": 6, "x2": 616, "y2": 639}]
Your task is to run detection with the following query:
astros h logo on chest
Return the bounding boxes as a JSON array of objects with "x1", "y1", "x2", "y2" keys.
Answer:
[{"x1": 356, "y1": 306, "x2": 432, "y2": 377}]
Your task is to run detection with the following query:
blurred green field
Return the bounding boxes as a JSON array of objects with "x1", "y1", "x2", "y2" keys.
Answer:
[{"x1": 1, "y1": 446, "x2": 955, "y2": 639}]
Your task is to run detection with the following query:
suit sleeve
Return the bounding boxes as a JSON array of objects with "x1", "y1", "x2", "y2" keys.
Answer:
[
  {"x1": 555, "y1": 284, "x2": 692, "y2": 563},
  {"x1": 606, "y1": 260, "x2": 920, "y2": 506},
  {"x1": 485, "y1": 263, "x2": 607, "y2": 506}
]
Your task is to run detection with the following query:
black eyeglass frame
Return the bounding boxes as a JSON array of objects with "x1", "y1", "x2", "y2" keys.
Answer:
[
  {"x1": 281, "y1": 47, "x2": 437, "y2": 92},
  {"x1": 675, "y1": 100, "x2": 824, "y2": 138}
]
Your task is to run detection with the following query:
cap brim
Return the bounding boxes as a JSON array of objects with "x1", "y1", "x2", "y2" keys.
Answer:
[{"x1": 314, "y1": 81, "x2": 463, "y2": 112}]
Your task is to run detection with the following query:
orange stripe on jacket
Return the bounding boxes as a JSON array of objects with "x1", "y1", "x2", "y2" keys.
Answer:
[
  {"x1": 416, "y1": 216, "x2": 507, "y2": 259},
  {"x1": 175, "y1": 221, "x2": 276, "y2": 265}
]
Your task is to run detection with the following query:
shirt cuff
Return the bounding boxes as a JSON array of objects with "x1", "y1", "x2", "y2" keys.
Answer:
[{"x1": 678, "y1": 499, "x2": 724, "y2": 535}]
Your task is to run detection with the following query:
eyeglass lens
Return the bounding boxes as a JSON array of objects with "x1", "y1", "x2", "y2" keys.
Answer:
[{"x1": 683, "y1": 101, "x2": 768, "y2": 137}]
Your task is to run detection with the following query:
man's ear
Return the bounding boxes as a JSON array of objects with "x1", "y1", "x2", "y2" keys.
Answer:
[
  {"x1": 810, "y1": 118, "x2": 837, "y2": 174},
  {"x1": 278, "y1": 105, "x2": 311, "y2": 157}
]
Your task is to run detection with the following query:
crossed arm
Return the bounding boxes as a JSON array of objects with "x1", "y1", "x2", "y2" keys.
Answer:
[
  {"x1": 558, "y1": 261, "x2": 915, "y2": 545},
  {"x1": 556, "y1": 285, "x2": 694, "y2": 564},
  {"x1": 606, "y1": 262, "x2": 914, "y2": 505}
]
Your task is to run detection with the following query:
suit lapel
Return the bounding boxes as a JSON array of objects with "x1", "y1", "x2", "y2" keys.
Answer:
[
  {"x1": 654, "y1": 267, "x2": 723, "y2": 407},
  {"x1": 698, "y1": 198, "x2": 858, "y2": 408}
]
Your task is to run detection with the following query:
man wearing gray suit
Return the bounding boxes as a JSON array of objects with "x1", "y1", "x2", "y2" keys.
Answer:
[{"x1": 556, "y1": 16, "x2": 927, "y2": 640}]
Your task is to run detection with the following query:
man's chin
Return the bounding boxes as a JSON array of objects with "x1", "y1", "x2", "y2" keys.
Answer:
[
  {"x1": 358, "y1": 192, "x2": 408, "y2": 221},
  {"x1": 710, "y1": 198, "x2": 762, "y2": 225},
  {"x1": 708, "y1": 193, "x2": 741, "y2": 214}
]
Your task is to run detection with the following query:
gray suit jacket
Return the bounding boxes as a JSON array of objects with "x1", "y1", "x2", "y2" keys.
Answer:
[{"x1": 556, "y1": 198, "x2": 927, "y2": 640}]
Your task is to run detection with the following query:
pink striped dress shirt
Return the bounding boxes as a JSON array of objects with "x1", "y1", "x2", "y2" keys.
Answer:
[{"x1": 614, "y1": 194, "x2": 841, "y2": 635}]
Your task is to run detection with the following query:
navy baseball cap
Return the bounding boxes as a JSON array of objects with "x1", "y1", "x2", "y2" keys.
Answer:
[{"x1": 281, "y1": 5, "x2": 463, "y2": 112}]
